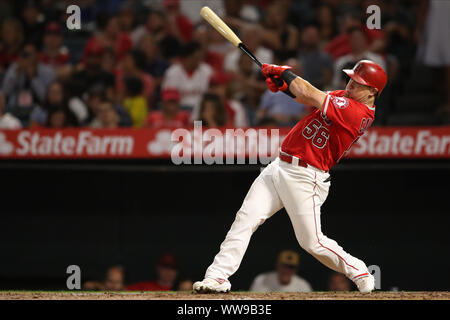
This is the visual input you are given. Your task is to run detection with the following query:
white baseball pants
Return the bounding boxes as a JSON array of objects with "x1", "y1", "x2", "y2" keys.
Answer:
[{"x1": 205, "y1": 157, "x2": 370, "y2": 282}]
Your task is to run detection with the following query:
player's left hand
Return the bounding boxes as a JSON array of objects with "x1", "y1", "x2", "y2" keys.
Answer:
[{"x1": 261, "y1": 63, "x2": 292, "y2": 78}]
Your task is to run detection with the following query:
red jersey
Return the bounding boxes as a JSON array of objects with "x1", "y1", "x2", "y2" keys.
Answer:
[{"x1": 281, "y1": 90, "x2": 375, "y2": 172}]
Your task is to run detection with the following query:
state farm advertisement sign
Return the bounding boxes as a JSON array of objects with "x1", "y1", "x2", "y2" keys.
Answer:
[
  {"x1": 347, "y1": 127, "x2": 450, "y2": 158},
  {"x1": 0, "y1": 127, "x2": 449, "y2": 159}
]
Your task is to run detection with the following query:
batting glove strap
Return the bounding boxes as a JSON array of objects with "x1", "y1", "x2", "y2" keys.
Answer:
[{"x1": 281, "y1": 70, "x2": 298, "y2": 87}]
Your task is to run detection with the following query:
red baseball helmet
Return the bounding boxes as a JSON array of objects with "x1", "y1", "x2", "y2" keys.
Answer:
[{"x1": 343, "y1": 60, "x2": 387, "y2": 94}]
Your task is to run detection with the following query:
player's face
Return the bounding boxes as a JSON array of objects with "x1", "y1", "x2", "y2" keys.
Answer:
[{"x1": 344, "y1": 79, "x2": 376, "y2": 102}]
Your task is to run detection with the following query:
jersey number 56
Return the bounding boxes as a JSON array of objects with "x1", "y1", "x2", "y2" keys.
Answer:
[{"x1": 302, "y1": 119, "x2": 330, "y2": 149}]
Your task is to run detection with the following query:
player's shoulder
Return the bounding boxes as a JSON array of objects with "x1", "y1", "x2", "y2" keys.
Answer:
[{"x1": 327, "y1": 90, "x2": 371, "y2": 113}]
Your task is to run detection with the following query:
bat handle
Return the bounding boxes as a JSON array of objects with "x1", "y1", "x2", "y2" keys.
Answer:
[{"x1": 238, "y1": 43, "x2": 285, "y2": 87}]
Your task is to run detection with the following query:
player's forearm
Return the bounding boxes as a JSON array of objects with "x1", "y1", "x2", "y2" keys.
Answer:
[{"x1": 282, "y1": 72, "x2": 326, "y2": 111}]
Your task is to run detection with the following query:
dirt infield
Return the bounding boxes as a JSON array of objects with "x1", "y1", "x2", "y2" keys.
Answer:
[{"x1": 0, "y1": 291, "x2": 448, "y2": 300}]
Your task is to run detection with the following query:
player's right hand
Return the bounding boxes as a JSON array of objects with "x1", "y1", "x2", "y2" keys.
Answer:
[
  {"x1": 265, "y1": 76, "x2": 283, "y2": 92},
  {"x1": 262, "y1": 64, "x2": 292, "y2": 93}
]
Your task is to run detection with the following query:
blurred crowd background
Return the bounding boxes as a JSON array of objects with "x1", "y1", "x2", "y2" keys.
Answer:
[
  {"x1": 82, "y1": 251, "x2": 356, "y2": 293},
  {"x1": 0, "y1": 0, "x2": 449, "y2": 131}
]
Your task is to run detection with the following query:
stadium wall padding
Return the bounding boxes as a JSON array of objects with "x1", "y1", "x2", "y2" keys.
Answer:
[{"x1": 0, "y1": 160, "x2": 449, "y2": 291}]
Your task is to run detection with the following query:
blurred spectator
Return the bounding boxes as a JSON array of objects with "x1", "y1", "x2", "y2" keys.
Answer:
[
  {"x1": 131, "y1": 9, "x2": 181, "y2": 60},
  {"x1": 90, "y1": 100, "x2": 121, "y2": 129},
  {"x1": 0, "y1": 1, "x2": 435, "y2": 129},
  {"x1": 261, "y1": 2, "x2": 299, "y2": 62},
  {"x1": 179, "y1": 0, "x2": 225, "y2": 25},
  {"x1": 123, "y1": 76, "x2": 147, "y2": 128},
  {"x1": 83, "y1": 265, "x2": 125, "y2": 291},
  {"x1": 161, "y1": 0, "x2": 194, "y2": 43},
  {"x1": 69, "y1": 42, "x2": 115, "y2": 99},
  {"x1": 0, "y1": 91, "x2": 21, "y2": 129},
  {"x1": 194, "y1": 22, "x2": 231, "y2": 73},
  {"x1": 230, "y1": 54, "x2": 267, "y2": 122},
  {"x1": 138, "y1": 35, "x2": 170, "y2": 90},
  {"x1": 177, "y1": 278, "x2": 194, "y2": 291},
  {"x1": 373, "y1": 1, "x2": 412, "y2": 94},
  {"x1": 46, "y1": 106, "x2": 77, "y2": 128},
  {"x1": 104, "y1": 265, "x2": 126, "y2": 291},
  {"x1": 126, "y1": 253, "x2": 179, "y2": 291},
  {"x1": 316, "y1": 4, "x2": 338, "y2": 47},
  {"x1": 298, "y1": 24, "x2": 334, "y2": 90},
  {"x1": 0, "y1": 18, "x2": 24, "y2": 73},
  {"x1": 82, "y1": 84, "x2": 131, "y2": 127},
  {"x1": 2, "y1": 42, "x2": 55, "y2": 126},
  {"x1": 204, "y1": 72, "x2": 248, "y2": 127},
  {"x1": 100, "y1": 47, "x2": 117, "y2": 74},
  {"x1": 327, "y1": 272, "x2": 353, "y2": 292},
  {"x1": 116, "y1": 49, "x2": 155, "y2": 107},
  {"x1": 83, "y1": 12, "x2": 132, "y2": 63},
  {"x1": 29, "y1": 80, "x2": 73, "y2": 127},
  {"x1": 417, "y1": 0, "x2": 450, "y2": 115},
  {"x1": 20, "y1": 0, "x2": 45, "y2": 46},
  {"x1": 0, "y1": 1, "x2": 12, "y2": 26},
  {"x1": 224, "y1": 24, "x2": 273, "y2": 74},
  {"x1": 197, "y1": 93, "x2": 227, "y2": 127},
  {"x1": 257, "y1": 59, "x2": 309, "y2": 126},
  {"x1": 222, "y1": 0, "x2": 260, "y2": 25},
  {"x1": 39, "y1": 22, "x2": 71, "y2": 80},
  {"x1": 83, "y1": 84, "x2": 108, "y2": 125},
  {"x1": 332, "y1": 27, "x2": 386, "y2": 89},
  {"x1": 146, "y1": 88, "x2": 190, "y2": 129},
  {"x1": 39, "y1": 22, "x2": 69, "y2": 68},
  {"x1": 118, "y1": 2, "x2": 137, "y2": 33},
  {"x1": 162, "y1": 41, "x2": 213, "y2": 112},
  {"x1": 324, "y1": 11, "x2": 384, "y2": 60},
  {"x1": 204, "y1": 22, "x2": 233, "y2": 58},
  {"x1": 249, "y1": 250, "x2": 312, "y2": 292}
]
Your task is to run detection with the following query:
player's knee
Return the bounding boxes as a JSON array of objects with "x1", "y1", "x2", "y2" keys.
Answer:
[
  {"x1": 235, "y1": 209, "x2": 262, "y2": 230},
  {"x1": 301, "y1": 241, "x2": 322, "y2": 255}
]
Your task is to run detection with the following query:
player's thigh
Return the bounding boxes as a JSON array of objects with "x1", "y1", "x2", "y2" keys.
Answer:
[
  {"x1": 238, "y1": 161, "x2": 283, "y2": 223},
  {"x1": 274, "y1": 167, "x2": 328, "y2": 246}
]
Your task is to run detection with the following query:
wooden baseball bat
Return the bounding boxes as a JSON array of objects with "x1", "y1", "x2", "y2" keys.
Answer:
[{"x1": 200, "y1": 6, "x2": 264, "y2": 68}]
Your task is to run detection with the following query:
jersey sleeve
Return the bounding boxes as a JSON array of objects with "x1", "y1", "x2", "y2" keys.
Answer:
[{"x1": 322, "y1": 94, "x2": 363, "y2": 131}]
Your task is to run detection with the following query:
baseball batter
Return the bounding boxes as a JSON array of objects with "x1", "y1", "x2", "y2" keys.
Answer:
[{"x1": 193, "y1": 60, "x2": 387, "y2": 294}]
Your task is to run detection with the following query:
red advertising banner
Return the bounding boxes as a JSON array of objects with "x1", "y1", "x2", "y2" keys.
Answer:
[{"x1": 0, "y1": 126, "x2": 449, "y2": 159}]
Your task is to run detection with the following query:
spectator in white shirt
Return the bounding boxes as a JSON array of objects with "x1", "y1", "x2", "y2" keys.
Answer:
[
  {"x1": 162, "y1": 41, "x2": 213, "y2": 113},
  {"x1": 250, "y1": 250, "x2": 313, "y2": 293}
]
